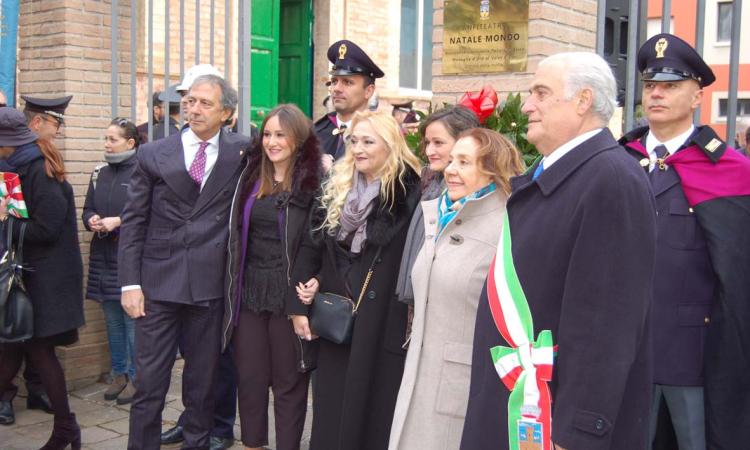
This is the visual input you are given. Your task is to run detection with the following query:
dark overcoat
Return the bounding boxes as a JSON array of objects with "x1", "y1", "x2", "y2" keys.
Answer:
[
  {"x1": 222, "y1": 131, "x2": 323, "y2": 355},
  {"x1": 82, "y1": 155, "x2": 137, "y2": 302},
  {"x1": 9, "y1": 153, "x2": 84, "y2": 339},
  {"x1": 461, "y1": 129, "x2": 657, "y2": 450},
  {"x1": 291, "y1": 167, "x2": 421, "y2": 450}
]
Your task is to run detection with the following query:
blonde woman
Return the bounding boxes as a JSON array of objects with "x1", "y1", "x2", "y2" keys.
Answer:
[{"x1": 289, "y1": 111, "x2": 422, "y2": 450}]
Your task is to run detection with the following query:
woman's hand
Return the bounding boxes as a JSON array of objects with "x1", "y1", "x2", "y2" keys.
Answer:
[
  {"x1": 88, "y1": 214, "x2": 103, "y2": 231},
  {"x1": 290, "y1": 315, "x2": 316, "y2": 341},
  {"x1": 321, "y1": 154, "x2": 334, "y2": 173},
  {"x1": 296, "y1": 277, "x2": 320, "y2": 305},
  {"x1": 99, "y1": 216, "x2": 121, "y2": 232}
]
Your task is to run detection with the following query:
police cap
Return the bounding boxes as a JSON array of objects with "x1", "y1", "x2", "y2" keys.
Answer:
[
  {"x1": 21, "y1": 95, "x2": 73, "y2": 124},
  {"x1": 638, "y1": 33, "x2": 715, "y2": 87},
  {"x1": 327, "y1": 40, "x2": 384, "y2": 80},
  {"x1": 158, "y1": 84, "x2": 183, "y2": 104}
]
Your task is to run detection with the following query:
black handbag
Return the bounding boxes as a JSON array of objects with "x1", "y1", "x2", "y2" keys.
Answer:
[
  {"x1": 0, "y1": 218, "x2": 33, "y2": 343},
  {"x1": 309, "y1": 247, "x2": 381, "y2": 345}
]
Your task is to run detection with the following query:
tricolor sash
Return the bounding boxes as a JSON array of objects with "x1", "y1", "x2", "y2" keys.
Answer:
[
  {"x1": 487, "y1": 214, "x2": 554, "y2": 450},
  {"x1": 0, "y1": 172, "x2": 28, "y2": 218}
]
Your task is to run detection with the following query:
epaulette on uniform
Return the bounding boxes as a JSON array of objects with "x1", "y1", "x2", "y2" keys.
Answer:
[{"x1": 690, "y1": 126, "x2": 726, "y2": 163}]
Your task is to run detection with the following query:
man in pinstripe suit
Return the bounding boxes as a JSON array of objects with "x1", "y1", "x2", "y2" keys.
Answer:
[{"x1": 118, "y1": 74, "x2": 250, "y2": 450}]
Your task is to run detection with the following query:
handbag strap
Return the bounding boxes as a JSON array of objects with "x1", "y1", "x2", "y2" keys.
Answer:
[
  {"x1": 16, "y1": 220, "x2": 26, "y2": 267},
  {"x1": 5, "y1": 218, "x2": 27, "y2": 267},
  {"x1": 352, "y1": 246, "x2": 382, "y2": 314}
]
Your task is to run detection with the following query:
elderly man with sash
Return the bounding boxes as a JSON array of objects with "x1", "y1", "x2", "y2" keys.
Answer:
[
  {"x1": 460, "y1": 52, "x2": 657, "y2": 450},
  {"x1": 620, "y1": 33, "x2": 750, "y2": 450}
]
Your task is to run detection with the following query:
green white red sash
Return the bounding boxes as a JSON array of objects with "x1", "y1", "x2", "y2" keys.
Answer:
[{"x1": 486, "y1": 213, "x2": 554, "y2": 450}]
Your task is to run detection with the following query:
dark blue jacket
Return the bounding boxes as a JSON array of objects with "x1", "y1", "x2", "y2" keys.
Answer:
[{"x1": 82, "y1": 155, "x2": 137, "y2": 302}]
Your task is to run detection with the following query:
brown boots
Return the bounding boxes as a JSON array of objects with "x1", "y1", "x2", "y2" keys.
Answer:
[
  {"x1": 103, "y1": 374, "x2": 128, "y2": 401},
  {"x1": 116, "y1": 380, "x2": 136, "y2": 405},
  {"x1": 38, "y1": 413, "x2": 81, "y2": 450}
]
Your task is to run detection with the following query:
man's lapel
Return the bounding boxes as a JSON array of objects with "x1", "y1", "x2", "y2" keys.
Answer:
[
  {"x1": 191, "y1": 130, "x2": 242, "y2": 214},
  {"x1": 155, "y1": 133, "x2": 200, "y2": 204}
]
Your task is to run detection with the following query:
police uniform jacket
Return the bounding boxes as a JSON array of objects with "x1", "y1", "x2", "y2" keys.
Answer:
[
  {"x1": 622, "y1": 125, "x2": 750, "y2": 450},
  {"x1": 461, "y1": 129, "x2": 657, "y2": 450},
  {"x1": 314, "y1": 112, "x2": 345, "y2": 159}
]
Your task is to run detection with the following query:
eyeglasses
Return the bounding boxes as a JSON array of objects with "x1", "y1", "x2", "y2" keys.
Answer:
[{"x1": 41, "y1": 115, "x2": 63, "y2": 130}]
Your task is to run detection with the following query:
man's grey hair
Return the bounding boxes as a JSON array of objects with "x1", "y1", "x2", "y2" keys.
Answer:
[
  {"x1": 539, "y1": 52, "x2": 618, "y2": 124},
  {"x1": 190, "y1": 74, "x2": 238, "y2": 115}
]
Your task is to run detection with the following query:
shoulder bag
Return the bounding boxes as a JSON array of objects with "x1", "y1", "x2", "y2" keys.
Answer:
[
  {"x1": 310, "y1": 246, "x2": 381, "y2": 345},
  {"x1": 0, "y1": 218, "x2": 33, "y2": 343}
]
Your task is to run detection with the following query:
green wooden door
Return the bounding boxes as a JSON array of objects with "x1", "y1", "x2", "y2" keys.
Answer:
[
  {"x1": 279, "y1": 0, "x2": 313, "y2": 115},
  {"x1": 250, "y1": 0, "x2": 280, "y2": 124}
]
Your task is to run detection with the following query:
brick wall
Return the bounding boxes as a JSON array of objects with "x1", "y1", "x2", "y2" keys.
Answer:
[
  {"x1": 431, "y1": 0, "x2": 597, "y2": 106},
  {"x1": 16, "y1": 0, "x2": 136, "y2": 388}
]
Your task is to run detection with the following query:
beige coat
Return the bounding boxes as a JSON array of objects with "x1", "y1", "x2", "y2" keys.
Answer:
[{"x1": 388, "y1": 189, "x2": 506, "y2": 450}]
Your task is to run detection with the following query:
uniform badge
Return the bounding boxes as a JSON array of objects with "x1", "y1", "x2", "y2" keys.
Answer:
[
  {"x1": 338, "y1": 44, "x2": 347, "y2": 60},
  {"x1": 639, "y1": 158, "x2": 650, "y2": 167},
  {"x1": 705, "y1": 138, "x2": 721, "y2": 153},
  {"x1": 655, "y1": 38, "x2": 668, "y2": 58},
  {"x1": 517, "y1": 420, "x2": 543, "y2": 450}
]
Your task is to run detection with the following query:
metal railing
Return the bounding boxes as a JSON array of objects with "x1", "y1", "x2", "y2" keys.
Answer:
[
  {"x1": 596, "y1": 0, "x2": 745, "y2": 142},
  {"x1": 109, "y1": 0, "x2": 252, "y2": 141}
]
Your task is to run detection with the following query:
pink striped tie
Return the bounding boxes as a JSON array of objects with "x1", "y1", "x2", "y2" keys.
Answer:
[{"x1": 189, "y1": 141, "x2": 209, "y2": 186}]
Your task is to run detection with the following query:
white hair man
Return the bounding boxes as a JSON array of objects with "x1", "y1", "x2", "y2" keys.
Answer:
[{"x1": 461, "y1": 52, "x2": 657, "y2": 450}]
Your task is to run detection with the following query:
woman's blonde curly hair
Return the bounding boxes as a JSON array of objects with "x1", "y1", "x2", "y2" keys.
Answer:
[{"x1": 319, "y1": 111, "x2": 422, "y2": 233}]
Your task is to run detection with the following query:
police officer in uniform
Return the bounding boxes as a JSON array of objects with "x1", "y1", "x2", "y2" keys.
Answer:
[
  {"x1": 314, "y1": 40, "x2": 384, "y2": 169},
  {"x1": 0, "y1": 94, "x2": 73, "y2": 425},
  {"x1": 22, "y1": 95, "x2": 73, "y2": 142},
  {"x1": 620, "y1": 33, "x2": 750, "y2": 450},
  {"x1": 152, "y1": 84, "x2": 182, "y2": 140}
]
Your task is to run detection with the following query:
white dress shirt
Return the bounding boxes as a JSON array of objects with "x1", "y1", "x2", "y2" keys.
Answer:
[
  {"x1": 645, "y1": 125, "x2": 695, "y2": 172},
  {"x1": 182, "y1": 128, "x2": 221, "y2": 190},
  {"x1": 539, "y1": 128, "x2": 603, "y2": 171}
]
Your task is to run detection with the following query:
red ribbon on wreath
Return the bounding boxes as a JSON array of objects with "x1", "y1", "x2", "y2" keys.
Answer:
[{"x1": 457, "y1": 85, "x2": 498, "y2": 124}]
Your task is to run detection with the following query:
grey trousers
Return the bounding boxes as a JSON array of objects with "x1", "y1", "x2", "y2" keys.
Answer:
[{"x1": 650, "y1": 384, "x2": 706, "y2": 450}]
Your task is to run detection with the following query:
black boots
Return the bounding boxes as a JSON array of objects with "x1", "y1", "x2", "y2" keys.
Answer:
[{"x1": 38, "y1": 413, "x2": 81, "y2": 450}]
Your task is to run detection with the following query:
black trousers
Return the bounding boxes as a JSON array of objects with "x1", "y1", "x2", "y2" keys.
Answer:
[
  {"x1": 127, "y1": 299, "x2": 223, "y2": 450},
  {"x1": 233, "y1": 309, "x2": 310, "y2": 450},
  {"x1": 176, "y1": 349, "x2": 237, "y2": 439},
  {"x1": 0, "y1": 348, "x2": 44, "y2": 402}
]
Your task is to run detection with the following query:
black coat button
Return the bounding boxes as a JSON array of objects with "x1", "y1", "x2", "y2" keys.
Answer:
[
  {"x1": 216, "y1": 215, "x2": 222, "y2": 221},
  {"x1": 595, "y1": 419, "x2": 604, "y2": 430},
  {"x1": 367, "y1": 291, "x2": 376, "y2": 300}
]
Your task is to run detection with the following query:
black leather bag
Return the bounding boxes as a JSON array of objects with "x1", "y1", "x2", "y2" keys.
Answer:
[
  {"x1": 310, "y1": 247, "x2": 381, "y2": 345},
  {"x1": 0, "y1": 218, "x2": 33, "y2": 343}
]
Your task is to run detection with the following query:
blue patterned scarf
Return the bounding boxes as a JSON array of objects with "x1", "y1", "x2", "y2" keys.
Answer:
[{"x1": 436, "y1": 182, "x2": 496, "y2": 239}]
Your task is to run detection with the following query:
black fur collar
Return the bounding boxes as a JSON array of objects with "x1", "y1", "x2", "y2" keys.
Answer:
[{"x1": 243, "y1": 131, "x2": 323, "y2": 205}]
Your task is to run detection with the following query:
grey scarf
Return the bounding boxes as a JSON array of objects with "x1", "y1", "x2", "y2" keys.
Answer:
[
  {"x1": 395, "y1": 174, "x2": 444, "y2": 304},
  {"x1": 337, "y1": 172, "x2": 381, "y2": 254},
  {"x1": 104, "y1": 149, "x2": 136, "y2": 164}
]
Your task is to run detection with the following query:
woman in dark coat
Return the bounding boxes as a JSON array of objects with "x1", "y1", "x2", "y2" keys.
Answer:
[
  {"x1": 82, "y1": 118, "x2": 139, "y2": 404},
  {"x1": 0, "y1": 107, "x2": 84, "y2": 449},
  {"x1": 290, "y1": 111, "x2": 422, "y2": 450},
  {"x1": 221, "y1": 104, "x2": 321, "y2": 450}
]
